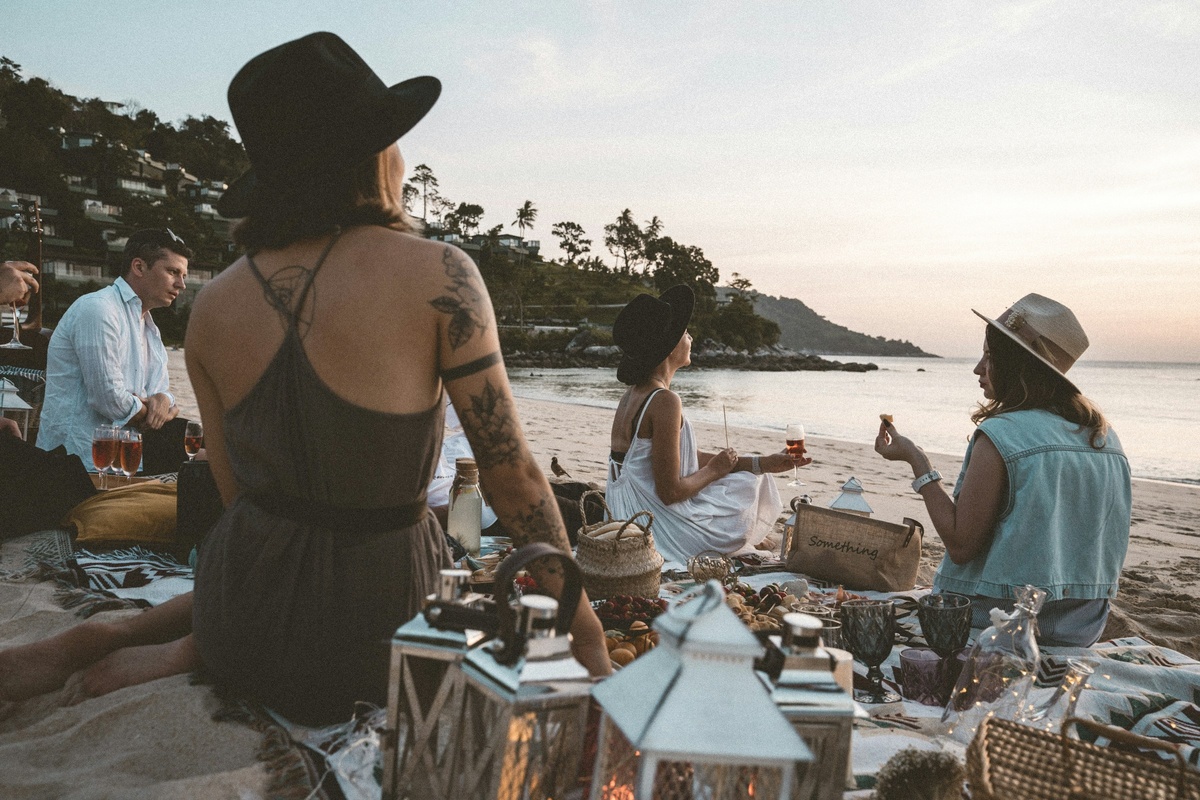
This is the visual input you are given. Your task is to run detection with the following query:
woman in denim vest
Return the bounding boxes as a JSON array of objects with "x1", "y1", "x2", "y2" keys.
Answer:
[{"x1": 875, "y1": 294, "x2": 1131, "y2": 647}]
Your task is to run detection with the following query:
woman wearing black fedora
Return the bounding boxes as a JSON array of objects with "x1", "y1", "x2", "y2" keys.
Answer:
[
  {"x1": 606, "y1": 285, "x2": 809, "y2": 565},
  {"x1": 875, "y1": 294, "x2": 1131, "y2": 646},
  {"x1": 0, "y1": 32, "x2": 608, "y2": 723}
]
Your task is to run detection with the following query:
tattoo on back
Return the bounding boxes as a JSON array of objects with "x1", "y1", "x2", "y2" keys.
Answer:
[
  {"x1": 249, "y1": 258, "x2": 318, "y2": 338},
  {"x1": 459, "y1": 378, "x2": 522, "y2": 468},
  {"x1": 429, "y1": 247, "x2": 490, "y2": 351}
]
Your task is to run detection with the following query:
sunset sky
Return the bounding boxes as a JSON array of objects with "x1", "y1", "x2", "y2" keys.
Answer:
[{"x1": 6, "y1": 1, "x2": 1198, "y2": 361}]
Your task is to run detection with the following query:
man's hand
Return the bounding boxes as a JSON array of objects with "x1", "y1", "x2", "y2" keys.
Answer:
[
  {"x1": 0, "y1": 261, "x2": 38, "y2": 307},
  {"x1": 140, "y1": 394, "x2": 178, "y2": 430},
  {"x1": 0, "y1": 417, "x2": 23, "y2": 440}
]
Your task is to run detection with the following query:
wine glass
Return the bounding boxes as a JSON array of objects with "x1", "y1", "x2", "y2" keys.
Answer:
[
  {"x1": 785, "y1": 423, "x2": 806, "y2": 487},
  {"x1": 91, "y1": 425, "x2": 117, "y2": 490},
  {"x1": 840, "y1": 599, "x2": 901, "y2": 704},
  {"x1": 1, "y1": 303, "x2": 31, "y2": 350},
  {"x1": 184, "y1": 420, "x2": 204, "y2": 461},
  {"x1": 917, "y1": 592, "x2": 972, "y2": 659},
  {"x1": 119, "y1": 428, "x2": 142, "y2": 485}
]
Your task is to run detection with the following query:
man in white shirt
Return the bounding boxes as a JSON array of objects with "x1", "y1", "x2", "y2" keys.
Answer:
[{"x1": 39, "y1": 229, "x2": 192, "y2": 471}]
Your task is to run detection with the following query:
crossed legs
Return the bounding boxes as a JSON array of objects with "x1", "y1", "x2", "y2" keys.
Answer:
[{"x1": 0, "y1": 591, "x2": 198, "y2": 702}]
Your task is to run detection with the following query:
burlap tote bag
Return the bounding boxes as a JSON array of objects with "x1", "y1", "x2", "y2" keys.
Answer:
[
  {"x1": 783, "y1": 497, "x2": 923, "y2": 592},
  {"x1": 574, "y1": 490, "x2": 663, "y2": 599}
]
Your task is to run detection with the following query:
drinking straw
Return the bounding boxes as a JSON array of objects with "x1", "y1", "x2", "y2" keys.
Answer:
[{"x1": 723, "y1": 405, "x2": 730, "y2": 449}]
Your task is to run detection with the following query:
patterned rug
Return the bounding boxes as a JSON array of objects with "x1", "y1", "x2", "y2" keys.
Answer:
[{"x1": 0, "y1": 528, "x2": 192, "y2": 616}]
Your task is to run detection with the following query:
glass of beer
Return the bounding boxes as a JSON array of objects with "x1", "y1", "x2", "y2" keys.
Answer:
[
  {"x1": 184, "y1": 420, "x2": 204, "y2": 461},
  {"x1": 119, "y1": 429, "x2": 142, "y2": 485},
  {"x1": 785, "y1": 422, "x2": 806, "y2": 487},
  {"x1": 91, "y1": 425, "x2": 117, "y2": 490}
]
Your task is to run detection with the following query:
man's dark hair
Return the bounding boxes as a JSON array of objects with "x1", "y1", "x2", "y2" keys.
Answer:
[{"x1": 121, "y1": 229, "x2": 195, "y2": 275}]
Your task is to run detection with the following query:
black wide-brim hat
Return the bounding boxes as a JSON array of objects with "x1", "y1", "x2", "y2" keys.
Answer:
[
  {"x1": 613, "y1": 284, "x2": 695, "y2": 385},
  {"x1": 217, "y1": 32, "x2": 440, "y2": 219}
]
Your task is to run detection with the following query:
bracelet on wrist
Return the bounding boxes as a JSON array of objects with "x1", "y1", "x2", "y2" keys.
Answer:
[{"x1": 911, "y1": 469, "x2": 942, "y2": 493}]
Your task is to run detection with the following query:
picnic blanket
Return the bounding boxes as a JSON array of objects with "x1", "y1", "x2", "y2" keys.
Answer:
[
  {"x1": 0, "y1": 529, "x2": 194, "y2": 616},
  {"x1": 679, "y1": 569, "x2": 1200, "y2": 795}
]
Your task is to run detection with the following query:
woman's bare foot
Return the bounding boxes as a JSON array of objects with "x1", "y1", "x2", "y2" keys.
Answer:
[
  {"x1": 77, "y1": 635, "x2": 199, "y2": 700},
  {"x1": 0, "y1": 620, "x2": 131, "y2": 702}
]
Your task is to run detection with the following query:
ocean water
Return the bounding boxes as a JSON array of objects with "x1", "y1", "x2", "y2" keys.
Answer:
[{"x1": 507, "y1": 356, "x2": 1200, "y2": 487}]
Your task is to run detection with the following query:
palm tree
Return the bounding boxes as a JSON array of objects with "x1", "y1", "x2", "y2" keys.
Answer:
[{"x1": 513, "y1": 200, "x2": 537, "y2": 241}]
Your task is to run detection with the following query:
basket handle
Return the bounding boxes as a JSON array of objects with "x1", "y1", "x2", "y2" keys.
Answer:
[
  {"x1": 614, "y1": 509, "x2": 654, "y2": 541},
  {"x1": 578, "y1": 489, "x2": 613, "y2": 534},
  {"x1": 1060, "y1": 716, "x2": 1191, "y2": 798}
]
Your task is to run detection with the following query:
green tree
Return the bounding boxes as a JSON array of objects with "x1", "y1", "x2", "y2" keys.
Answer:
[
  {"x1": 411, "y1": 163, "x2": 438, "y2": 220},
  {"x1": 603, "y1": 209, "x2": 645, "y2": 275},
  {"x1": 513, "y1": 199, "x2": 537, "y2": 239},
  {"x1": 451, "y1": 203, "x2": 482, "y2": 235},
  {"x1": 646, "y1": 235, "x2": 719, "y2": 297},
  {"x1": 551, "y1": 221, "x2": 591, "y2": 264}
]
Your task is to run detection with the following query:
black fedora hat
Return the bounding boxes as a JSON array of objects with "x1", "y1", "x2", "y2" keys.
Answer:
[
  {"x1": 613, "y1": 284, "x2": 695, "y2": 385},
  {"x1": 217, "y1": 32, "x2": 440, "y2": 219}
]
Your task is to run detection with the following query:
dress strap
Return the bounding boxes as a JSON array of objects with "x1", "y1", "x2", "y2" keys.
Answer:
[
  {"x1": 631, "y1": 388, "x2": 665, "y2": 440},
  {"x1": 290, "y1": 230, "x2": 342, "y2": 327},
  {"x1": 244, "y1": 229, "x2": 343, "y2": 330}
]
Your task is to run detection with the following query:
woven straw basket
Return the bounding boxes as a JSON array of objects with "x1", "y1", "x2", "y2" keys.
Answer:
[
  {"x1": 574, "y1": 490, "x2": 663, "y2": 600},
  {"x1": 968, "y1": 716, "x2": 1200, "y2": 800}
]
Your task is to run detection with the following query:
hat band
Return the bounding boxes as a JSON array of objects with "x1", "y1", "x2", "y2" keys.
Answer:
[{"x1": 998, "y1": 309, "x2": 1077, "y2": 374}]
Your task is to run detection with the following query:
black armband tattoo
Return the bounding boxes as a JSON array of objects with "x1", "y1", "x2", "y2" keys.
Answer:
[
  {"x1": 442, "y1": 351, "x2": 502, "y2": 383},
  {"x1": 429, "y1": 247, "x2": 490, "y2": 351},
  {"x1": 459, "y1": 378, "x2": 522, "y2": 468}
]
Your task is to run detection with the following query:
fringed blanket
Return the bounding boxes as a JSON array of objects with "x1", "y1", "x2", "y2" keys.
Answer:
[{"x1": 0, "y1": 529, "x2": 193, "y2": 616}]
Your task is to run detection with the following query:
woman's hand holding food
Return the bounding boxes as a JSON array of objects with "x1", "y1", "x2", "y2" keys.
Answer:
[{"x1": 874, "y1": 418, "x2": 929, "y2": 471}]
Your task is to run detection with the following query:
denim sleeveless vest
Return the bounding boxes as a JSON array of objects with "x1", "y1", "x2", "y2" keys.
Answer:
[{"x1": 934, "y1": 409, "x2": 1131, "y2": 602}]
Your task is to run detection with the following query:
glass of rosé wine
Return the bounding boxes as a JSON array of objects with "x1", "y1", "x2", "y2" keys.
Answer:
[{"x1": 785, "y1": 423, "x2": 807, "y2": 487}]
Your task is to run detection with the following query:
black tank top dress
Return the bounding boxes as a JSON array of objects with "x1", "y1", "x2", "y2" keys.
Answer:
[{"x1": 192, "y1": 234, "x2": 452, "y2": 725}]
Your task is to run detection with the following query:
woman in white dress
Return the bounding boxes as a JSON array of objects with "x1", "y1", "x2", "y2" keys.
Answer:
[{"x1": 605, "y1": 285, "x2": 809, "y2": 564}]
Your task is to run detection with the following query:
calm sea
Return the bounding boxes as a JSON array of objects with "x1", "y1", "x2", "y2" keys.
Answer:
[{"x1": 507, "y1": 356, "x2": 1200, "y2": 487}]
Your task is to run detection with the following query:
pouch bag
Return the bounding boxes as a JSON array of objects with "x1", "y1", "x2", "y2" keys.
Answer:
[{"x1": 783, "y1": 499, "x2": 923, "y2": 592}]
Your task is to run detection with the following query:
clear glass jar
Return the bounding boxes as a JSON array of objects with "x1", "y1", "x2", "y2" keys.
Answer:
[{"x1": 940, "y1": 584, "x2": 1046, "y2": 745}]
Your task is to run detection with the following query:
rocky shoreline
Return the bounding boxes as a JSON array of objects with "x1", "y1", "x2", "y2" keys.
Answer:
[{"x1": 504, "y1": 339, "x2": 879, "y2": 373}]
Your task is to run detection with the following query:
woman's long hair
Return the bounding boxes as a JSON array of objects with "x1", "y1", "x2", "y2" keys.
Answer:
[
  {"x1": 972, "y1": 324, "x2": 1110, "y2": 448},
  {"x1": 233, "y1": 145, "x2": 417, "y2": 251}
]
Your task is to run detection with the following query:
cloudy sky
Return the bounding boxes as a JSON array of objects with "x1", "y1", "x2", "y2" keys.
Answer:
[{"x1": 6, "y1": 1, "x2": 1198, "y2": 361}]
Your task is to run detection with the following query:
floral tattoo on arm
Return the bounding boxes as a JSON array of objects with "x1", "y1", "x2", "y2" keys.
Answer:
[
  {"x1": 459, "y1": 379, "x2": 522, "y2": 469},
  {"x1": 429, "y1": 247, "x2": 491, "y2": 351},
  {"x1": 511, "y1": 497, "x2": 569, "y2": 551}
]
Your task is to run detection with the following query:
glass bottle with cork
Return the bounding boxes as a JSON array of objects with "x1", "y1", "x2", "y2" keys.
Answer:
[{"x1": 447, "y1": 457, "x2": 483, "y2": 557}]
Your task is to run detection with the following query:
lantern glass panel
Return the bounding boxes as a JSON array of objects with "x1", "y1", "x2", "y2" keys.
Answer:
[
  {"x1": 593, "y1": 719, "x2": 639, "y2": 800},
  {"x1": 451, "y1": 671, "x2": 590, "y2": 800}
]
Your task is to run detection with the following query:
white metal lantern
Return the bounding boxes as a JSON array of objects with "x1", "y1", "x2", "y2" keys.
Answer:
[
  {"x1": 590, "y1": 580, "x2": 812, "y2": 800},
  {"x1": 0, "y1": 378, "x2": 32, "y2": 439},
  {"x1": 768, "y1": 613, "x2": 855, "y2": 800},
  {"x1": 385, "y1": 545, "x2": 595, "y2": 800},
  {"x1": 383, "y1": 568, "x2": 479, "y2": 800},
  {"x1": 829, "y1": 477, "x2": 872, "y2": 517},
  {"x1": 449, "y1": 592, "x2": 593, "y2": 800}
]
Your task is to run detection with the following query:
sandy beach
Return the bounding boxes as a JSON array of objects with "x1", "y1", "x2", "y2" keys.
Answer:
[{"x1": 167, "y1": 349, "x2": 1200, "y2": 656}]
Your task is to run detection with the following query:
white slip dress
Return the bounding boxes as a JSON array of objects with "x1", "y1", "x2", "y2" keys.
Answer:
[{"x1": 606, "y1": 389, "x2": 781, "y2": 565}]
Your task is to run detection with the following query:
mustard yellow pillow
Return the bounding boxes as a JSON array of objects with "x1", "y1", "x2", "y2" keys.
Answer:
[{"x1": 64, "y1": 483, "x2": 178, "y2": 545}]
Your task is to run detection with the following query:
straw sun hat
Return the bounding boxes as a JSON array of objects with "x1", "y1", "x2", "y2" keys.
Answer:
[
  {"x1": 973, "y1": 293, "x2": 1089, "y2": 392},
  {"x1": 218, "y1": 32, "x2": 441, "y2": 218}
]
